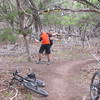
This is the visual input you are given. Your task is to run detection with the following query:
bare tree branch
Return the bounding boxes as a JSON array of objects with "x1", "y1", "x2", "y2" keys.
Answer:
[
  {"x1": 24, "y1": 16, "x2": 34, "y2": 29},
  {"x1": 74, "y1": 0, "x2": 99, "y2": 9},
  {"x1": 28, "y1": 0, "x2": 42, "y2": 31},
  {"x1": 39, "y1": 7, "x2": 100, "y2": 15}
]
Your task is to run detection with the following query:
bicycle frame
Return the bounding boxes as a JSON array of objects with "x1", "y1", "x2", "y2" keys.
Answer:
[
  {"x1": 9, "y1": 70, "x2": 48, "y2": 97},
  {"x1": 10, "y1": 70, "x2": 37, "y2": 86}
]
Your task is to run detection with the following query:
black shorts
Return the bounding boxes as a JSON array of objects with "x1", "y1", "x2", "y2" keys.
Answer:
[{"x1": 39, "y1": 44, "x2": 51, "y2": 54}]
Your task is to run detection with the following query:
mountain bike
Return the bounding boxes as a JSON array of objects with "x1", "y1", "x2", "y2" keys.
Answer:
[
  {"x1": 9, "y1": 70, "x2": 48, "y2": 97},
  {"x1": 90, "y1": 72, "x2": 100, "y2": 100}
]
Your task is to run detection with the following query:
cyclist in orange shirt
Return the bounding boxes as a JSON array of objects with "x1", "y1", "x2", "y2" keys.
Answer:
[{"x1": 37, "y1": 32, "x2": 51, "y2": 65}]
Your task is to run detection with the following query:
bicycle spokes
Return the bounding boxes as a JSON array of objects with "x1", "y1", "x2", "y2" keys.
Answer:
[
  {"x1": 90, "y1": 72, "x2": 100, "y2": 100},
  {"x1": 9, "y1": 70, "x2": 48, "y2": 96}
]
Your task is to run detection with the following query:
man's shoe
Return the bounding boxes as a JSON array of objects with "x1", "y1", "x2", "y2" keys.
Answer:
[
  {"x1": 47, "y1": 61, "x2": 52, "y2": 65},
  {"x1": 36, "y1": 61, "x2": 42, "y2": 64}
]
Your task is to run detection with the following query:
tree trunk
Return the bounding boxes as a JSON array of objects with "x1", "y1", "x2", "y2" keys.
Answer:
[
  {"x1": 23, "y1": 35, "x2": 31, "y2": 62},
  {"x1": 16, "y1": 0, "x2": 32, "y2": 62}
]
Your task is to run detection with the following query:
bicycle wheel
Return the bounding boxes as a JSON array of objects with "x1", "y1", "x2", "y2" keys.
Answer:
[
  {"x1": 36, "y1": 79, "x2": 45, "y2": 87},
  {"x1": 25, "y1": 77, "x2": 45, "y2": 87},
  {"x1": 23, "y1": 82, "x2": 48, "y2": 97},
  {"x1": 90, "y1": 72, "x2": 100, "y2": 100}
]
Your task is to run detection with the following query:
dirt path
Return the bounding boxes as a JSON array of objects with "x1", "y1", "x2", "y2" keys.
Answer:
[
  {"x1": 0, "y1": 55, "x2": 96, "y2": 100},
  {"x1": 30, "y1": 58, "x2": 96, "y2": 100}
]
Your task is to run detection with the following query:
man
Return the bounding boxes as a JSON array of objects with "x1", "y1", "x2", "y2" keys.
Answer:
[
  {"x1": 47, "y1": 32, "x2": 53, "y2": 48},
  {"x1": 37, "y1": 31, "x2": 51, "y2": 65}
]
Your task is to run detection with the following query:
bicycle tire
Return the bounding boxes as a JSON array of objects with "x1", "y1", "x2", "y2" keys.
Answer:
[
  {"x1": 35, "y1": 79, "x2": 45, "y2": 87},
  {"x1": 90, "y1": 72, "x2": 100, "y2": 100},
  {"x1": 25, "y1": 77, "x2": 46, "y2": 87},
  {"x1": 23, "y1": 82, "x2": 48, "y2": 97}
]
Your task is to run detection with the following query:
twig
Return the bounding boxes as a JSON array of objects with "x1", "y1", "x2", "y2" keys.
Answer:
[
  {"x1": 0, "y1": 80, "x2": 9, "y2": 92},
  {"x1": 9, "y1": 86, "x2": 18, "y2": 100},
  {"x1": 0, "y1": 88, "x2": 9, "y2": 92}
]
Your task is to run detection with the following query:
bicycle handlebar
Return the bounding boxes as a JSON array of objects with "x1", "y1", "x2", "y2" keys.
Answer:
[
  {"x1": 12, "y1": 70, "x2": 36, "y2": 83},
  {"x1": 13, "y1": 70, "x2": 18, "y2": 76}
]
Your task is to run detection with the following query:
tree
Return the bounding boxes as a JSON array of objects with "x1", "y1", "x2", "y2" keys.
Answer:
[{"x1": 0, "y1": 0, "x2": 42, "y2": 61}]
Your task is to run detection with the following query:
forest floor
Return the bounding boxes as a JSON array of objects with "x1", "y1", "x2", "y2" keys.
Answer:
[{"x1": 0, "y1": 41, "x2": 100, "y2": 100}]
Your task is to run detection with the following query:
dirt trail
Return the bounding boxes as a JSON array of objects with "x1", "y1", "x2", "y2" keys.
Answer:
[
  {"x1": 32, "y1": 58, "x2": 96, "y2": 100},
  {"x1": 0, "y1": 56, "x2": 96, "y2": 100}
]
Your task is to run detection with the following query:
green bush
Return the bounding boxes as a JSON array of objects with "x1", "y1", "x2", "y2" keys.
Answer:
[{"x1": 0, "y1": 28, "x2": 17, "y2": 43}]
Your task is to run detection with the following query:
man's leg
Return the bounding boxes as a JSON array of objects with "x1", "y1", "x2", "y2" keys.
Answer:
[
  {"x1": 46, "y1": 45, "x2": 51, "y2": 64},
  {"x1": 47, "y1": 54, "x2": 52, "y2": 65},
  {"x1": 38, "y1": 53, "x2": 42, "y2": 61},
  {"x1": 47, "y1": 54, "x2": 50, "y2": 62},
  {"x1": 37, "y1": 45, "x2": 44, "y2": 64},
  {"x1": 36, "y1": 53, "x2": 42, "y2": 64}
]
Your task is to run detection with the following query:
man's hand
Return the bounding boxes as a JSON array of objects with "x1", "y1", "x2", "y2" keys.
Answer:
[{"x1": 34, "y1": 39, "x2": 39, "y2": 43}]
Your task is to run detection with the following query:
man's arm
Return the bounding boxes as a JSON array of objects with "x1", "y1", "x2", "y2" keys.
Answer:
[{"x1": 39, "y1": 37, "x2": 42, "y2": 41}]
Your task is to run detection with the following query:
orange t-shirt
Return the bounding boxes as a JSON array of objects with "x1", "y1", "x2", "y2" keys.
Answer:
[{"x1": 40, "y1": 32, "x2": 50, "y2": 44}]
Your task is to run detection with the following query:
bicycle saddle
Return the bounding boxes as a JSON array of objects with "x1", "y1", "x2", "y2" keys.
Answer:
[{"x1": 27, "y1": 73, "x2": 36, "y2": 79}]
